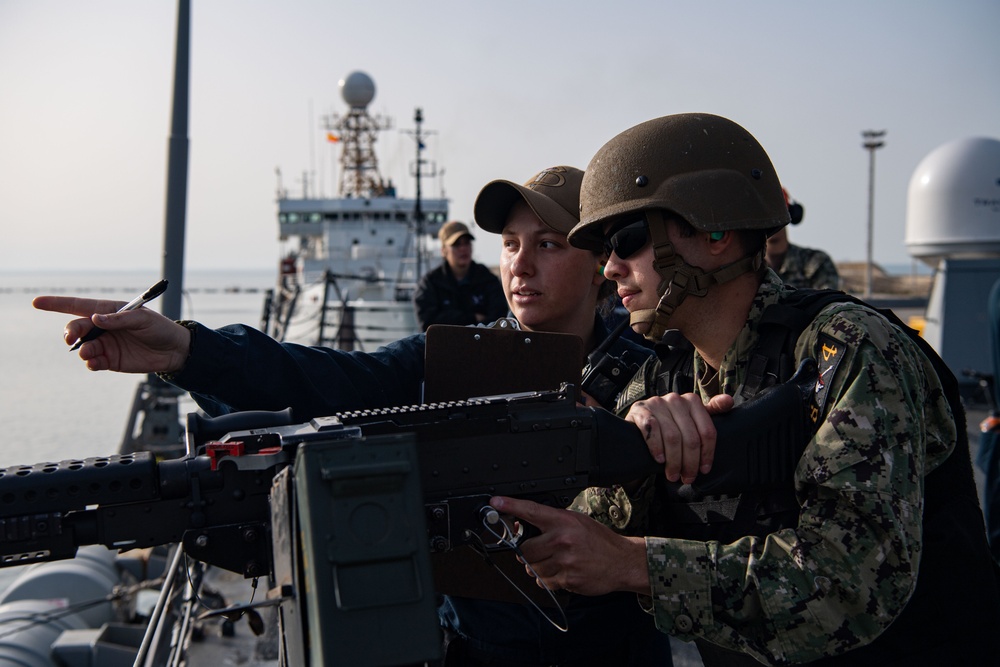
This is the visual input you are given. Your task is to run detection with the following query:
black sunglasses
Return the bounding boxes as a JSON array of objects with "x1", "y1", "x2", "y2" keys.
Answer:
[{"x1": 603, "y1": 219, "x2": 650, "y2": 260}]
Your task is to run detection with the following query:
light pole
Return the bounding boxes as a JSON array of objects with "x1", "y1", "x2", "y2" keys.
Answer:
[{"x1": 862, "y1": 130, "x2": 886, "y2": 299}]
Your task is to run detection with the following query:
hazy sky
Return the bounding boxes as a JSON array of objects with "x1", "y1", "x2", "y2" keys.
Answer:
[{"x1": 2, "y1": 0, "x2": 997, "y2": 274}]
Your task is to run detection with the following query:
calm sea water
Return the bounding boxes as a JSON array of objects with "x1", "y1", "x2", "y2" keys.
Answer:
[{"x1": 0, "y1": 269, "x2": 274, "y2": 467}]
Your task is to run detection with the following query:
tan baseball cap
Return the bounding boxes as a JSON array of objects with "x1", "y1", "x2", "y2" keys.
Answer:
[
  {"x1": 474, "y1": 165, "x2": 583, "y2": 235},
  {"x1": 438, "y1": 220, "x2": 475, "y2": 246}
]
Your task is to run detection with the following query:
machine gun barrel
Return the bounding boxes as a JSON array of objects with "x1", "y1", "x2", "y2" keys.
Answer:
[{"x1": 0, "y1": 449, "x2": 278, "y2": 573}]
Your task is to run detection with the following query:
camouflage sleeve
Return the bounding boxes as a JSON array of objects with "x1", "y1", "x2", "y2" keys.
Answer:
[
  {"x1": 643, "y1": 304, "x2": 955, "y2": 663},
  {"x1": 569, "y1": 477, "x2": 656, "y2": 537},
  {"x1": 804, "y1": 249, "x2": 840, "y2": 290},
  {"x1": 571, "y1": 356, "x2": 662, "y2": 535}
]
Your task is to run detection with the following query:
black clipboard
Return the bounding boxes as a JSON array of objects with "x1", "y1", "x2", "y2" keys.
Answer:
[{"x1": 424, "y1": 324, "x2": 584, "y2": 403}]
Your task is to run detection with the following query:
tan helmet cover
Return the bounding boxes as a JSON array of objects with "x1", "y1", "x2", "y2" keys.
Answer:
[
  {"x1": 569, "y1": 113, "x2": 790, "y2": 251},
  {"x1": 571, "y1": 114, "x2": 782, "y2": 340}
]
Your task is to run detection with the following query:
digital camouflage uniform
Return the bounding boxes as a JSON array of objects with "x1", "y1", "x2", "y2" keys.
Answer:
[
  {"x1": 774, "y1": 244, "x2": 840, "y2": 291},
  {"x1": 573, "y1": 270, "x2": 958, "y2": 664}
]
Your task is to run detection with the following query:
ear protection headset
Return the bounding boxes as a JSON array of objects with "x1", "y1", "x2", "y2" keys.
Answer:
[
  {"x1": 782, "y1": 187, "x2": 805, "y2": 225},
  {"x1": 788, "y1": 202, "x2": 805, "y2": 225}
]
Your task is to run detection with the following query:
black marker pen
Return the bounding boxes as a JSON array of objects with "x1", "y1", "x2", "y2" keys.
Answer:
[{"x1": 70, "y1": 279, "x2": 169, "y2": 351}]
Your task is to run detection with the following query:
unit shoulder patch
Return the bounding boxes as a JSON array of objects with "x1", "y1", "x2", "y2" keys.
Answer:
[{"x1": 809, "y1": 332, "x2": 845, "y2": 425}]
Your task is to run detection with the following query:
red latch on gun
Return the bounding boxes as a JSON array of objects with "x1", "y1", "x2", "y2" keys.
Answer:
[{"x1": 205, "y1": 441, "x2": 245, "y2": 471}]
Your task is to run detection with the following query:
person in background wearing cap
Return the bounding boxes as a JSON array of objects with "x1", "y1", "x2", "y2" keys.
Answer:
[
  {"x1": 414, "y1": 220, "x2": 507, "y2": 331},
  {"x1": 765, "y1": 189, "x2": 840, "y2": 290},
  {"x1": 33, "y1": 165, "x2": 672, "y2": 666},
  {"x1": 489, "y1": 114, "x2": 1000, "y2": 665}
]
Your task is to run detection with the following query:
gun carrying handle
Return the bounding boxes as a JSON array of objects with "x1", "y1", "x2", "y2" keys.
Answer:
[{"x1": 187, "y1": 407, "x2": 296, "y2": 450}]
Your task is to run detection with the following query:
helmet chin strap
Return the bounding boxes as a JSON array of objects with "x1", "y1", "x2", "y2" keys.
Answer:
[{"x1": 629, "y1": 210, "x2": 763, "y2": 342}]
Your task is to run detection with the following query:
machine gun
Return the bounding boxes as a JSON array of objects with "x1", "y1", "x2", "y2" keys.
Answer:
[{"x1": 0, "y1": 359, "x2": 816, "y2": 665}]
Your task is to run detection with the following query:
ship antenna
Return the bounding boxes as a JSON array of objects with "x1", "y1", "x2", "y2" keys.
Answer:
[
  {"x1": 120, "y1": 0, "x2": 189, "y2": 456},
  {"x1": 403, "y1": 107, "x2": 437, "y2": 279}
]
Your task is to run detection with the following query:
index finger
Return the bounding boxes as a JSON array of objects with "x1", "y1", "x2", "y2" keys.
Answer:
[
  {"x1": 490, "y1": 496, "x2": 565, "y2": 531},
  {"x1": 32, "y1": 295, "x2": 124, "y2": 318}
]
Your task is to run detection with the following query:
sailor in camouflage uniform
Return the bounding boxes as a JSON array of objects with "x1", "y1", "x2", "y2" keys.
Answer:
[
  {"x1": 765, "y1": 230, "x2": 840, "y2": 290},
  {"x1": 491, "y1": 113, "x2": 999, "y2": 666},
  {"x1": 764, "y1": 191, "x2": 840, "y2": 290}
]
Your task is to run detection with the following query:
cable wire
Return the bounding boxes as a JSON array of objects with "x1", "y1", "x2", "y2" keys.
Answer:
[{"x1": 469, "y1": 512, "x2": 570, "y2": 633}]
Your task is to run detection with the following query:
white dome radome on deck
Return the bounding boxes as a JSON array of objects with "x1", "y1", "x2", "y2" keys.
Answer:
[{"x1": 906, "y1": 136, "x2": 1000, "y2": 266}]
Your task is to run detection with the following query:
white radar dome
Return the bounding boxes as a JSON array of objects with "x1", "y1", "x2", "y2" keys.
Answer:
[
  {"x1": 905, "y1": 136, "x2": 1000, "y2": 266},
  {"x1": 339, "y1": 71, "x2": 376, "y2": 109}
]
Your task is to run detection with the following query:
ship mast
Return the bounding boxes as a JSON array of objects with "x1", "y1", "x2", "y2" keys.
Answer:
[
  {"x1": 322, "y1": 72, "x2": 391, "y2": 197},
  {"x1": 119, "y1": 0, "x2": 189, "y2": 457},
  {"x1": 403, "y1": 107, "x2": 437, "y2": 279}
]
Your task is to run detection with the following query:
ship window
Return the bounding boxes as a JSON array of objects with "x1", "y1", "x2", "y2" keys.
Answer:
[
  {"x1": 309, "y1": 213, "x2": 322, "y2": 223},
  {"x1": 288, "y1": 213, "x2": 300, "y2": 223},
  {"x1": 370, "y1": 228, "x2": 377, "y2": 235},
  {"x1": 387, "y1": 238, "x2": 394, "y2": 245},
  {"x1": 395, "y1": 213, "x2": 406, "y2": 221},
  {"x1": 352, "y1": 239, "x2": 359, "y2": 245},
  {"x1": 324, "y1": 213, "x2": 339, "y2": 221},
  {"x1": 279, "y1": 213, "x2": 287, "y2": 223}
]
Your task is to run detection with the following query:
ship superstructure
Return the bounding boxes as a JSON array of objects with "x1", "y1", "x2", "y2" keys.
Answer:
[{"x1": 264, "y1": 71, "x2": 448, "y2": 350}]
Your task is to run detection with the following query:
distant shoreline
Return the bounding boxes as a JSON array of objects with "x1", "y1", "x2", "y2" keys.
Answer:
[
  {"x1": 836, "y1": 261, "x2": 933, "y2": 300},
  {"x1": 1, "y1": 262, "x2": 935, "y2": 298},
  {"x1": 0, "y1": 267, "x2": 274, "y2": 294},
  {"x1": 1, "y1": 261, "x2": 935, "y2": 275}
]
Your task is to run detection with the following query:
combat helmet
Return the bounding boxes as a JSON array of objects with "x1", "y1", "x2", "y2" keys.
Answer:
[{"x1": 569, "y1": 113, "x2": 790, "y2": 341}]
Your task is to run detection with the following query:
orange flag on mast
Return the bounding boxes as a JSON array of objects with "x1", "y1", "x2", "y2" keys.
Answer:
[{"x1": 326, "y1": 132, "x2": 340, "y2": 143}]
